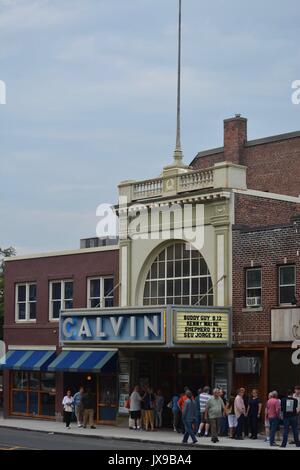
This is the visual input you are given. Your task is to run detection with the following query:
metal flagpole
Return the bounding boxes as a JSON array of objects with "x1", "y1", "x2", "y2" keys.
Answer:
[{"x1": 173, "y1": 0, "x2": 183, "y2": 165}]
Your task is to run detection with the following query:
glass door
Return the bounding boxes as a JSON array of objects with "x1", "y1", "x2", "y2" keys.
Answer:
[{"x1": 97, "y1": 375, "x2": 118, "y2": 424}]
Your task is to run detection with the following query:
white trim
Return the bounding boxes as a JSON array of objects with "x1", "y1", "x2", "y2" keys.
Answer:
[
  {"x1": 4, "y1": 245, "x2": 119, "y2": 262},
  {"x1": 49, "y1": 279, "x2": 73, "y2": 322},
  {"x1": 233, "y1": 188, "x2": 300, "y2": 203},
  {"x1": 62, "y1": 347, "x2": 118, "y2": 352},
  {"x1": 121, "y1": 246, "x2": 128, "y2": 307},
  {"x1": 86, "y1": 276, "x2": 114, "y2": 309},
  {"x1": 217, "y1": 235, "x2": 225, "y2": 306},
  {"x1": 15, "y1": 283, "x2": 37, "y2": 323},
  {"x1": 8, "y1": 345, "x2": 57, "y2": 351}
]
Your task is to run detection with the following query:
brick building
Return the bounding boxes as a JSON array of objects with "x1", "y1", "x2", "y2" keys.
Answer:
[{"x1": 1, "y1": 115, "x2": 300, "y2": 424}]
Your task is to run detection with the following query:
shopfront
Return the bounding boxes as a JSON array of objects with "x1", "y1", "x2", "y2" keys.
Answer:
[{"x1": 57, "y1": 305, "x2": 231, "y2": 423}]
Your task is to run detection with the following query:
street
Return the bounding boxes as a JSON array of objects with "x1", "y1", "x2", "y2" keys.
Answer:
[{"x1": 0, "y1": 428, "x2": 204, "y2": 451}]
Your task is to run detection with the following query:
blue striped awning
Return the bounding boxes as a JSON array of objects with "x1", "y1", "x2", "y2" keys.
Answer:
[
  {"x1": 0, "y1": 349, "x2": 56, "y2": 371},
  {"x1": 47, "y1": 349, "x2": 117, "y2": 372}
]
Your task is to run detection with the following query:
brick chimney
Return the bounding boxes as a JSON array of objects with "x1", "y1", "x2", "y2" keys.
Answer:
[{"x1": 224, "y1": 114, "x2": 247, "y2": 164}]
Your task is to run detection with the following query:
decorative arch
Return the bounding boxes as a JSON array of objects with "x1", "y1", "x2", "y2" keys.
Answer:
[{"x1": 139, "y1": 241, "x2": 213, "y2": 306}]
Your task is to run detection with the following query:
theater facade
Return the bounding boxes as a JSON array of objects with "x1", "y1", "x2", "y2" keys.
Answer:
[{"x1": 2, "y1": 115, "x2": 300, "y2": 424}]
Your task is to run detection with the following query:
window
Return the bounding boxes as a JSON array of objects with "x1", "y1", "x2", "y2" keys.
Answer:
[
  {"x1": 143, "y1": 242, "x2": 213, "y2": 306},
  {"x1": 87, "y1": 277, "x2": 114, "y2": 308},
  {"x1": 246, "y1": 268, "x2": 262, "y2": 307},
  {"x1": 49, "y1": 280, "x2": 73, "y2": 321},
  {"x1": 15, "y1": 283, "x2": 37, "y2": 322},
  {"x1": 11, "y1": 371, "x2": 56, "y2": 417},
  {"x1": 279, "y1": 265, "x2": 296, "y2": 305}
]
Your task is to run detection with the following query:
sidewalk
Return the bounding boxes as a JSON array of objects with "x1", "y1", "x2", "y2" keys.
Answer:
[{"x1": 0, "y1": 417, "x2": 299, "y2": 450}]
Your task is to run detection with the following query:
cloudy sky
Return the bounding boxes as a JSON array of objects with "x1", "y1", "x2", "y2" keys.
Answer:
[{"x1": 0, "y1": 0, "x2": 299, "y2": 254}]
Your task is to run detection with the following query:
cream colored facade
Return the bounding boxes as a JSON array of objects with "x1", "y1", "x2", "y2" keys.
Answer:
[{"x1": 117, "y1": 161, "x2": 247, "y2": 310}]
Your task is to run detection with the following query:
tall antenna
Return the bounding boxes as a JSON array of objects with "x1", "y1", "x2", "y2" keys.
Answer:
[{"x1": 173, "y1": 0, "x2": 183, "y2": 165}]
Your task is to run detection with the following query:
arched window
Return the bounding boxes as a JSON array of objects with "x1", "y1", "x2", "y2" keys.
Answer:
[{"x1": 143, "y1": 242, "x2": 213, "y2": 306}]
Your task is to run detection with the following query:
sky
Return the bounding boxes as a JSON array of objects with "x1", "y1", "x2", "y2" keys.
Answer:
[{"x1": 0, "y1": 0, "x2": 300, "y2": 255}]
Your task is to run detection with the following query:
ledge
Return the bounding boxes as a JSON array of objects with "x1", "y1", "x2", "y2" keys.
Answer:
[{"x1": 242, "y1": 307, "x2": 263, "y2": 313}]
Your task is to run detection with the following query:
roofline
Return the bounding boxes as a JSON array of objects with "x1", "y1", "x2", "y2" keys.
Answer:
[
  {"x1": 245, "y1": 130, "x2": 300, "y2": 147},
  {"x1": 192, "y1": 130, "x2": 300, "y2": 162},
  {"x1": 4, "y1": 245, "x2": 120, "y2": 262}
]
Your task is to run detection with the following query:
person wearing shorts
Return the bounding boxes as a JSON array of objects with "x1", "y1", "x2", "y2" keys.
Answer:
[
  {"x1": 129, "y1": 385, "x2": 143, "y2": 430},
  {"x1": 226, "y1": 394, "x2": 237, "y2": 438}
]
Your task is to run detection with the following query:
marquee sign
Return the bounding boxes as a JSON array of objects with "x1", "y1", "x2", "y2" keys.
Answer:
[
  {"x1": 174, "y1": 311, "x2": 229, "y2": 344},
  {"x1": 60, "y1": 309, "x2": 166, "y2": 345}
]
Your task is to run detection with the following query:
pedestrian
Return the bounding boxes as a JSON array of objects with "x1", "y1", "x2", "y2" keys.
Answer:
[
  {"x1": 155, "y1": 389, "x2": 164, "y2": 429},
  {"x1": 219, "y1": 388, "x2": 228, "y2": 436},
  {"x1": 129, "y1": 385, "x2": 143, "y2": 430},
  {"x1": 143, "y1": 386, "x2": 155, "y2": 431},
  {"x1": 226, "y1": 394, "x2": 237, "y2": 439},
  {"x1": 73, "y1": 386, "x2": 84, "y2": 428},
  {"x1": 62, "y1": 389, "x2": 74, "y2": 429},
  {"x1": 234, "y1": 388, "x2": 246, "y2": 440},
  {"x1": 194, "y1": 388, "x2": 202, "y2": 434},
  {"x1": 291, "y1": 385, "x2": 300, "y2": 443},
  {"x1": 169, "y1": 392, "x2": 180, "y2": 432},
  {"x1": 182, "y1": 390, "x2": 198, "y2": 444},
  {"x1": 205, "y1": 388, "x2": 225, "y2": 443},
  {"x1": 247, "y1": 389, "x2": 262, "y2": 439},
  {"x1": 197, "y1": 386, "x2": 211, "y2": 437},
  {"x1": 81, "y1": 388, "x2": 96, "y2": 429},
  {"x1": 280, "y1": 389, "x2": 300, "y2": 448},
  {"x1": 177, "y1": 386, "x2": 192, "y2": 412},
  {"x1": 265, "y1": 391, "x2": 281, "y2": 447}
]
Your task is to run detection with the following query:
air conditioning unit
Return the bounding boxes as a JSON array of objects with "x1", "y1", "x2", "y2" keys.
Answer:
[{"x1": 246, "y1": 297, "x2": 261, "y2": 307}]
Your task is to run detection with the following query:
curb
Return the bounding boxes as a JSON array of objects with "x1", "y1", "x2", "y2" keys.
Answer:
[{"x1": 0, "y1": 423, "x2": 269, "y2": 450}]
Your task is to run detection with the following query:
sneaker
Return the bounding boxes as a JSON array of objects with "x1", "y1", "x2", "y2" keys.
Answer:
[
  {"x1": 192, "y1": 440, "x2": 198, "y2": 444},
  {"x1": 78, "y1": 424, "x2": 83, "y2": 428},
  {"x1": 66, "y1": 426, "x2": 70, "y2": 429},
  {"x1": 91, "y1": 426, "x2": 96, "y2": 429},
  {"x1": 270, "y1": 443, "x2": 279, "y2": 447},
  {"x1": 204, "y1": 433, "x2": 209, "y2": 437}
]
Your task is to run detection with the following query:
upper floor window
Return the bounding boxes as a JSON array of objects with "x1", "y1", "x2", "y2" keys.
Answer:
[
  {"x1": 87, "y1": 277, "x2": 114, "y2": 308},
  {"x1": 15, "y1": 283, "x2": 37, "y2": 322},
  {"x1": 143, "y1": 242, "x2": 213, "y2": 306},
  {"x1": 49, "y1": 280, "x2": 73, "y2": 321},
  {"x1": 245, "y1": 268, "x2": 262, "y2": 307},
  {"x1": 279, "y1": 265, "x2": 296, "y2": 305}
]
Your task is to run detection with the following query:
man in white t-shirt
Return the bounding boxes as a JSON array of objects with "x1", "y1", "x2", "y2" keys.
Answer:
[{"x1": 197, "y1": 386, "x2": 212, "y2": 437}]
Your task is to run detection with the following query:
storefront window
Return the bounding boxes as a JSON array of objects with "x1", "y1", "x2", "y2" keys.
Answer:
[
  {"x1": 11, "y1": 371, "x2": 56, "y2": 418},
  {"x1": 143, "y1": 242, "x2": 213, "y2": 306}
]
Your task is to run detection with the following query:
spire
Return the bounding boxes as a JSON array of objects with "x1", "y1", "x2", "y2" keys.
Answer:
[{"x1": 173, "y1": 0, "x2": 183, "y2": 164}]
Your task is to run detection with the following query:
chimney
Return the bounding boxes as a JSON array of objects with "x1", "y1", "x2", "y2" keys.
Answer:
[{"x1": 224, "y1": 114, "x2": 247, "y2": 164}]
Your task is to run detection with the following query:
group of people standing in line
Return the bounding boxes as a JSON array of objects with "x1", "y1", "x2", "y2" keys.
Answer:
[
  {"x1": 169, "y1": 385, "x2": 300, "y2": 446},
  {"x1": 127, "y1": 386, "x2": 164, "y2": 431},
  {"x1": 62, "y1": 387, "x2": 96, "y2": 429}
]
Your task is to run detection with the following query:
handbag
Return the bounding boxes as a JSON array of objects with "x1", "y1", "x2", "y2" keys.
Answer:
[{"x1": 125, "y1": 398, "x2": 131, "y2": 409}]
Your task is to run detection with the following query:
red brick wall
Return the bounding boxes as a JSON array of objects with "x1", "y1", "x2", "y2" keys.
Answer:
[
  {"x1": 242, "y1": 137, "x2": 300, "y2": 197},
  {"x1": 232, "y1": 219, "x2": 300, "y2": 345},
  {"x1": 235, "y1": 193, "x2": 300, "y2": 228},
  {"x1": 4, "y1": 249, "x2": 119, "y2": 347},
  {"x1": 190, "y1": 152, "x2": 224, "y2": 170}
]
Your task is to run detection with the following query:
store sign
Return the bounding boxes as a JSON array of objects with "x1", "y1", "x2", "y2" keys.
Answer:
[
  {"x1": 174, "y1": 311, "x2": 229, "y2": 344},
  {"x1": 60, "y1": 309, "x2": 165, "y2": 345}
]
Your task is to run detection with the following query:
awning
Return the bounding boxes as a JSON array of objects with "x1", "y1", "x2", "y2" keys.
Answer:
[
  {"x1": 47, "y1": 349, "x2": 117, "y2": 372},
  {"x1": 0, "y1": 349, "x2": 56, "y2": 371}
]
